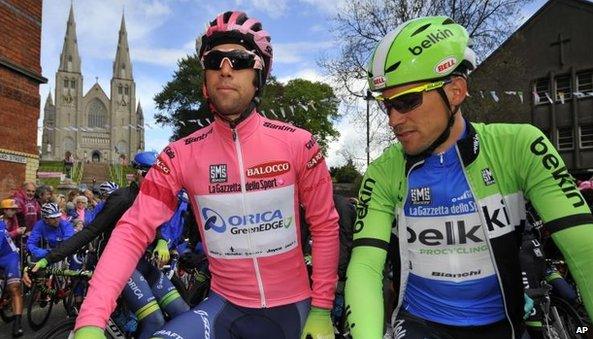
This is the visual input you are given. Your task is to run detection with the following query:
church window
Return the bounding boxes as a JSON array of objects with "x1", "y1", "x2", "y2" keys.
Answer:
[
  {"x1": 64, "y1": 79, "x2": 69, "y2": 88},
  {"x1": 70, "y1": 80, "x2": 75, "y2": 89},
  {"x1": 577, "y1": 70, "x2": 593, "y2": 94},
  {"x1": 118, "y1": 85, "x2": 123, "y2": 94},
  {"x1": 67, "y1": 55, "x2": 72, "y2": 71},
  {"x1": 555, "y1": 74, "x2": 572, "y2": 101},
  {"x1": 557, "y1": 128, "x2": 574, "y2": 151},
  {"x1": 88, "y1": 99, "x2": 107, "y2": 128},
  {"x1": 533, "y1": 78, "x2": 549, "y2": 105},
  {"x1": 580, "y1": 125, "x2": 593, "y2": 149},
  {"x1": 124, "y1": 86, "x2": 129, "y2": 95}
]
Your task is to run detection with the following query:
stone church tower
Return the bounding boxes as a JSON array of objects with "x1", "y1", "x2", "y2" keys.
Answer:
[{"x1": 41, "y1": 5, "x2": 144, "y2": 163}]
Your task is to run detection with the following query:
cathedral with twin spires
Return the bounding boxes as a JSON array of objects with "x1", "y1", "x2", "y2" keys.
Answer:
[{"x1": 41, "y1": 5, "x2": 144, "y2": 163}]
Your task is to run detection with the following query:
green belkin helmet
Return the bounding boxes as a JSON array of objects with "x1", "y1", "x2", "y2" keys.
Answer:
[{"x1": 367, "y1": 16, "x2": 476, "y2": 91}]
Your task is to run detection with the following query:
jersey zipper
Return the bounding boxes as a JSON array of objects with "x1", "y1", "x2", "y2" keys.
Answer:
[
  {"x1": 232, "y1": 127, "x2": 268, "y2": 307},
  {"x1": 454, "y1": 145, "x2": 515, "y2": 339}
]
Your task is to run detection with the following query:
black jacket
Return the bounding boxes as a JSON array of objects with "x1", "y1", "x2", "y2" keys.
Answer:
[{"x1": 45, "y1": 182, "x2": 139, "y2": 265}]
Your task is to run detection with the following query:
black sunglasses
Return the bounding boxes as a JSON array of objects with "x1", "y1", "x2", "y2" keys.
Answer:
[
  {"x1": 378, "y1": 79, "x2": 452, "y2": 114},
  {"x1": 381, "y1": 92, "x2": 425, "y2": 114},
  {"x1": 201, "y1": 49, "x2": 263, "y2": 71}
]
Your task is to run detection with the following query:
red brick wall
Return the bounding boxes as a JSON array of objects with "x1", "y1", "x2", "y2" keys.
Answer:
[
  {"x1": 0, "y1": 0, "x2": 42, "y2": 74},
  {"x1": 0, "y1": 162, "x2": 24, "y2": 200},
  {"x1": 0, "y1": 0, "x2": 43, "y2": 198}
]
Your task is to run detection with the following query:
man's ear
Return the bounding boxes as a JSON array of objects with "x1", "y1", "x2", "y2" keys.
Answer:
[
  {"x1": 202, "y1": 84, "x2": 209, "y2": 99},
  {"x1": 447, "y1": 76, "x2": 468, "y2": 106}
]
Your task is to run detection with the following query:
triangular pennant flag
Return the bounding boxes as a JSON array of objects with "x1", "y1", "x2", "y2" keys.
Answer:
[
  {"x1": 280, "y1": 107, "x2": 286, "y2": 118},
  {"x1": 479, "y1": 91, "x2": 484, "y2": 98},
  {"x1": 197, "y1": 120, "x2": 203, "y2": 127},
  {"x1": 532, "y1": 90, "x2": 540, "y2": 105},
  {"x1": 558, "y1": 92, "x2": 565, "y2": 104},
  {"x1": 504, "y1": 91, "x2": 516, "y2": 96},
  {"x1": 205, "y1": 118, "x2": 211, "y2": 124},
  {"x1": 309, "y1": 102, "x2": 316, "y2": 110},
  {"x1": 145, "y1": 123, "x2": 153, "y2": 129},
  {"x1": 179, "y1": 121, "x2": 186, "y2": 126},
  {"x1": 289, "y1": 106, "x2": 295, "y2": 115},
  {"x1": 490, "y1": 91, "x2": 499, "y2": 102},
  {"x1": 544, "y1": 92, "x2": 553, "y2": 104},
  {"x1": 573, "y1": 91, "x2": 585, "y2": 98},
  {"x1": 261, "y1": 110, "x2": 267, "y2": 118},
  {"x1": 517, "y1": 91, "x2": 523, "y2": 103},
  {"x1": 299, "y1": 103, "x2": 308, "y2": 111},
  {"x1": 270, "y1": 109, "x2": 277, "y2": 118}
]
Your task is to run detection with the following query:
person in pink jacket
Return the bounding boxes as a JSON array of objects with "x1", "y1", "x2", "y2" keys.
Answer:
[{"x1": 75, "y1": 10, "x2": 339, "y2": 339}]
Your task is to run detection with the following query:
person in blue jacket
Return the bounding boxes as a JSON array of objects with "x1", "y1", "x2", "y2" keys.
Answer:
[
  {"x1": 0, "y1": 217, "x2": 25, "y2": 337},
  {"x1": 27, "y1": 203, "x2": 74, "y2": 261}
]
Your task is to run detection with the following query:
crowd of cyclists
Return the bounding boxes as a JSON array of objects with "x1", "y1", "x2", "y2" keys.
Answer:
[{"x1": 1, "y1": 10, "x2": 593, "y2": 339}]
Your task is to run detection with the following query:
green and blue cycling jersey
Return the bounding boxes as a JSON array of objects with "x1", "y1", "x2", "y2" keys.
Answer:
[
  {"x1": 345, "y1": 120, "x2": 593, "y2": 339},
  {"x1": 402, "y1": 126, "x2": 504, "y2": 325}
]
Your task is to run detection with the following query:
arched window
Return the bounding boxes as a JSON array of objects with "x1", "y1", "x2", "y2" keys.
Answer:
[{"x1": 88, "y1": 99, "x2": 107, "y2": 128}]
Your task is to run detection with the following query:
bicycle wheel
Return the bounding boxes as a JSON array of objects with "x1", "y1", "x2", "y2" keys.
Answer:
[
  {"x1": 35, "y1": 316, "x2": 127, "y2": 339},
  {"x1": 35, "y1": 317, "x2": 75, "y2": 339},
  {"x1": 27, "y1": 280, "x2": 55, "y2": 331},
  {"x1": 545, "y1": 296, "x2": 587, "y2": 339},
  {"x1": 63, "y1": 278, "x2": 87, "y2": 317}
]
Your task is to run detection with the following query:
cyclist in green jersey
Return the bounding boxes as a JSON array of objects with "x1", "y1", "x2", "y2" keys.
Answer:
[{"x1": 345, "y1": 16, "x2": 593, "y2": 339}]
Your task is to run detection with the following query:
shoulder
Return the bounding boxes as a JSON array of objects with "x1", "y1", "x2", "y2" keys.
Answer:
[
  {"x1": 259, "y1": 117, "x2": 311, "y2": 142},
  {"x1": 474, "y1": 122, "x2": 543, "y2": 140},
  {"x1": 367, "y1": 143, "x2": 405, "y2": 175},
  {"x1": 176, "y1": 126, "x2": 215, "y2": 148}
]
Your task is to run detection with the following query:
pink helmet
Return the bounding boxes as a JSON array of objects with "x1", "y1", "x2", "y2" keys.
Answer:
[{"x1": 197, "y1": 11, "x2": 273, "y2": 83}]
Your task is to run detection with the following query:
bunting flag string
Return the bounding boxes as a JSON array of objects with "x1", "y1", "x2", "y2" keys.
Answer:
[{"x1": 38, "y1": 90, "x2": 593, "y2": 132}]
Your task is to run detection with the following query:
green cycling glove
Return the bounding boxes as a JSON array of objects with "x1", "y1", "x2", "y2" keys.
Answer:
[
  {"x1": 32, "y1": 258, "x2": 48, "y2": 272},
  {"x1": 74, "y1": 326, "x2": 105, "y2": 339},
  {"x1": 300, "y1": 306, "x2": 334, "y2": 339},
  {"x1": 153, "y1": 239, "x2": 170, "y2": 265}
]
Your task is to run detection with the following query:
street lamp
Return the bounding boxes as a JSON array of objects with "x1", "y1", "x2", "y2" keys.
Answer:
[{"x1": 364, "y1": 89, "x2": 374, "y2": 166}]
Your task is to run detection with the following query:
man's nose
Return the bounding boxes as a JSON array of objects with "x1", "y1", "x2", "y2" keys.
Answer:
[
  {"x1": 219, "y1": 58, "x2": 233, "y2": 76},
  {"x1": 388, "y1": 109, "x2": 406, "y2": 129}
]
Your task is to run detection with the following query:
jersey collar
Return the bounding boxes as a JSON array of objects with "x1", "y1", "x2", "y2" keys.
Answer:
[{"x1": 213, "y1": 108, "x2": 260, "y2": 141}]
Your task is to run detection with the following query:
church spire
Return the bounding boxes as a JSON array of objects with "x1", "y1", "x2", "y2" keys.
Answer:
[
  {"x1": 45, "y1": 90, "x2": 54, "y2": 107},
  {"x1": 113, "y1": 13, "x2": 133, "y2": 79},
  {"x1": 58, "y1": 4, "x2": 81, "y2": 73},
  {"x1": 136, "y1": 101, "x2": 144, "y2": 120}
]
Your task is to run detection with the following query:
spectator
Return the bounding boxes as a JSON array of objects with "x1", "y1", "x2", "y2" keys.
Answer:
[
  {"x1": 12, "y1": 181, "x2": 40, "y2": 233},
  {"x1": 73, "y1": 196, "x2": 93, "y2": 225},
  {"x1": 83, "y1": 189, "x2": 97, "y2": 209},
  {"x1": 0, "y1": 199, "x2": 26, "y2": 241},
  {"x1": 36, "y1": 185, "x2": 53, "y2": 205}
]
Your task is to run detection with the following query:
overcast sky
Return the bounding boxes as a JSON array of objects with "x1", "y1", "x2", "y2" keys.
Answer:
[{"x1": 38, "y1": 0, "x2": 549, "y2": 168}]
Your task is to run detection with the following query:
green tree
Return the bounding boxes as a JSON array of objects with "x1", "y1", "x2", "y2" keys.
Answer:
[
  {"x1": 330, "y1": 159, "x2": 363, "y2": 183},
  {"x1": 154, "y1": 55, "x2": 340, "y2": 150},
  {"x1": 154, "y1": 54, "x2": 212, "y2": 139}
]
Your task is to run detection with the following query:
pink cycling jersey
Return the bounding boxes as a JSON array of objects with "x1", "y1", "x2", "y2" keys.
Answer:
[{"x1": 76, "y1": 111, "x2": 339, "y2": 329}]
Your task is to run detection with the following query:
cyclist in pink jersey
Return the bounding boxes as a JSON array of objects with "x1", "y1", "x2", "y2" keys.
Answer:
[{"x1": 74, "y1": 10, "x2": 339, "y2": 339}]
